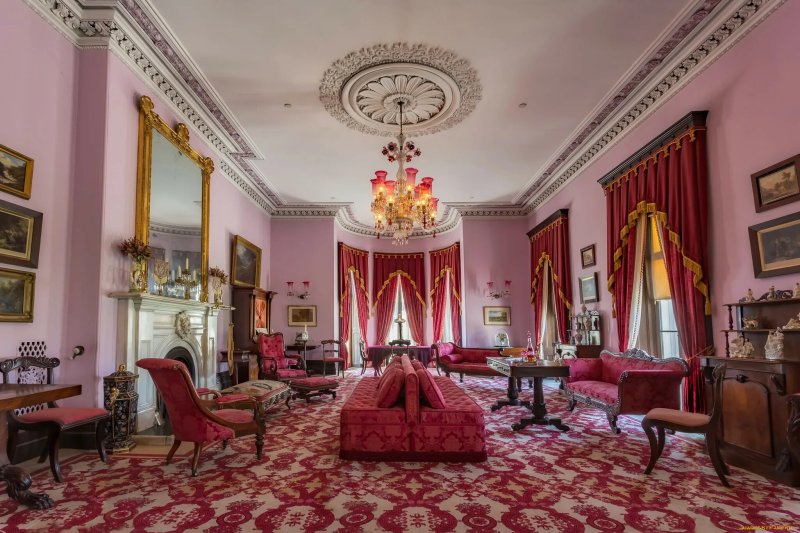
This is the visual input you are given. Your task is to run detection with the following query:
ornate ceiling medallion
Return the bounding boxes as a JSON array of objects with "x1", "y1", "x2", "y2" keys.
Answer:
[{"x1": 320, "y1": 43, "x2": 481, "y2": 136}]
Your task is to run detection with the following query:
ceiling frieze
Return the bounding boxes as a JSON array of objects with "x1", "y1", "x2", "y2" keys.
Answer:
[
  {"x1": 22, "y1": 0, "x2": 787, "y2": 230},
  {"x1": 335, "y1": 205, "x2": 461, "y2": 239}
]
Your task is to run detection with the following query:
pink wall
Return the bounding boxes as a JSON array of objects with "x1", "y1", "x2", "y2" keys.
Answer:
[
  {"x1": 0, "y1": 0, "x2": 78, "y2": 377},
  {"x1": 269, "y1": 218, "x2": 336, "y2": 359},
  {"x1": 529, "y1": 0, "x2": 800, "y2": 354},
  {"x1": 462, "y1": 218, "x2": 532, "y2": 347}
]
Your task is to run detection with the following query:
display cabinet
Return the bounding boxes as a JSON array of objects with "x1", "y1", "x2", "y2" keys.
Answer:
[
  {"x1": 702, "y1": 288, "x2": 800, "y2": 487},
  {"x1": 565, "y1": 306, "x2": 602, "y2": 357}
]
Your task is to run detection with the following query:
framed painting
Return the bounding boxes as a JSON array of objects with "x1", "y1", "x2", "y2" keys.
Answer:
[
  {"x1": 0, "y1": 267, "x2": 35, "y2": 322},
  {"x1": 0, "y1": 144, "x2": 34, "y2": 199},
  {"x1": 751, "y1": 154, "x2": 800, "y2": 212},
  {"x1": 483, "y1": 306, "x2": 511, "y2": 326},
  {"x1": 0, "y1": 199, "x2": 42, "y2": 268},
  {"x1": 579, "y1": 272, "x2": 599, "y2": 303},
  {"x1": 288, "y1": 305, "x2": 317, "y2": 327},
  {"x1": 231, "y1": 235, "x2": 262, "y2": 288},
  {"x1": 749, "y1": 211, "x2": 800, "y2": 278},
  {"x1": 580, "y1": 244, "x2": 596, "y2": 268}
]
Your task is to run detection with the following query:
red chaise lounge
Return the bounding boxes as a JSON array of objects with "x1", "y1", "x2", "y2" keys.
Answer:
[
  {"x1": 340, "y1": 355, "x2": 487, "y2": 461},
  {"x1": 431, "y1": 342, "x2": 503, "y2": 381},
  {"x1": 563, "y1": 348, "x2": 689, "y2": 433}
]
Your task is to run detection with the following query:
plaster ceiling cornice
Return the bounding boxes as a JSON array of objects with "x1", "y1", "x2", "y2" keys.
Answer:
[{"x1": 22, "y1": 0, "x2": 788, "y2": 230}]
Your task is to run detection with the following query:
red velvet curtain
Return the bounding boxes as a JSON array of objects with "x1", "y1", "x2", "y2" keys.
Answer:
[
  {"x1": 429, "y1": 243, "x2": 462, "y2": 344},
  {"x1": 605, "y1": 125, "x2": 711, "y2": 412},
  {"x1": 373, "y1": 252, "x2": 426, "y2": 345},
  {"x1": 529, "y1": 212, "x2": 572, "y2": 347},
  {"x1": 338, "y1": 243, "x2": 369, "y2": 368}
]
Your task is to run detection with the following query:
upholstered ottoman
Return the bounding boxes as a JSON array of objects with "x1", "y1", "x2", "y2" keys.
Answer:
[
  {"x1": 221, "y1": 380, "x2": 291, "y2": 422},
  {"x1": 288, "y1": 377, "x2": 340, "y2": 405}
]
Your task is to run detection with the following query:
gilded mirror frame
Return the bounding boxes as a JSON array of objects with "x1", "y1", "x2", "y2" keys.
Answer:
[{"x1": 135, "y1": 95, "x2": 213, "y2": 302}]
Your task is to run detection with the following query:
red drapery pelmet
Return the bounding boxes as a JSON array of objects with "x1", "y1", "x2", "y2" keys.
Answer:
[
  {"x1": 372, "y1": 252, "x2": 426, "y2": 345},
  {"x1": 604, "y1": 125, "x2": 711, "y2": 412},
  {"x1": 429, "y1": 243, "x2": 462, "y2": 344},
  {"x1": 529, "y1": 211, "x2": 572, "y2": 347},
  {"x1": 338, "y1": 243, "x2": 370, "y2": 368}
]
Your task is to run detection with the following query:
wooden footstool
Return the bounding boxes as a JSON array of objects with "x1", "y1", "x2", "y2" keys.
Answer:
[
  {"x1": 288, "y1": 377, "x2": 340, "y2": 405},
  {"x1": 221, "y1": 380, "x2": 291, "y2": 423}
]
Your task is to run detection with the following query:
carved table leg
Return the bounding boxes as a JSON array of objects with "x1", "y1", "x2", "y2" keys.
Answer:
[
  {"x1": 512, "y1": 377, "x2": 570, "y2": 432},
  {"x1": 491, "y1": 376, "x2": 525, "y2": 411},
  {"x1": 0, "y1": 465, "x2": 53, "y2": 509}
]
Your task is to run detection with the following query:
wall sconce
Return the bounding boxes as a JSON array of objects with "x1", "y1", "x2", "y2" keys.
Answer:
[
  {"x1": 486, "y1": 280, "x2": 511, "y2": 299},
  {"x1": 287, "y1": 281, "x2": 311, "y2": 299}
]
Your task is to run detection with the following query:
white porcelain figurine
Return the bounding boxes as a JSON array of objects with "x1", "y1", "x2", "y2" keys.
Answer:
[
  {"x1": 764, "y1": 328, "x2": 784, "y2": 360},
  {"x1": 729, "y1": 336, "x2": 754, "y2": 359},
  {"x1": 784, "y1": 312, "x2": 800, "y2": 330},
  {"x1": 743, "y1": 288, "x2": 755, "y2": 303},
  {"x1": 794, "y1": 281, "x2": 800, "y2": 298}
]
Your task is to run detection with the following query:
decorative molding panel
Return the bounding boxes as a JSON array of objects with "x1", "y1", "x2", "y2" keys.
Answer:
[{"x1": 320, "y1": 43, "x2": 481, "y2": 137}]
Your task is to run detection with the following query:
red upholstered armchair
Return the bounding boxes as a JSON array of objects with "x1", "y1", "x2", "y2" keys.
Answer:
[
  {"x1": 257, "y1": 332, "x2": 307, "y2": 382},
  {"x1": 563, "y1": 348, "x2": 689, "y2": 433},
  {"x1": 431, "y1": 342, "x2": 503, "y2": 382},
  {"x1": 136, "y1": 358, "x2": 264, "y2": 476}
]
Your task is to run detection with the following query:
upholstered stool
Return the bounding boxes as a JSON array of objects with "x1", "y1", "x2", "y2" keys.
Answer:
[
  {"x1": 221, "y1": 380, "x2": 291, "y2": 423},
  {"x1": 288, "y1": 377, "x2": 340, "y2": 405}
]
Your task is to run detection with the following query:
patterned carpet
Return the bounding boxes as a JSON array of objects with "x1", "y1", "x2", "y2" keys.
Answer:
[{"x1": 2, "y1": 370, "x2": 799, "y2": 532}]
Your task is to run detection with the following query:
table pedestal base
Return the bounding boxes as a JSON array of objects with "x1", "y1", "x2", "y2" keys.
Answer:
[
  {"x1": 512, "y1": 415, "x2": 569, "y2": 432},
  {"x1": 492, "y1": 376, "x2": 570, "y2": 433},
  {"x1": 0, "y1": 465, "x2": 53, "y2": 509}
]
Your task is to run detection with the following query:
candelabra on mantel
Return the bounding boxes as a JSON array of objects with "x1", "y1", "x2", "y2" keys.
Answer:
[
  {"x1": 175, "y1": 263, "x2": 199, "y2": 300},
  {"x1": 287, "y1": 281, "x2": 311, "y2": 299},
  {"x1": 485, "y1": 280, "x2": 511, "y2": 300}
]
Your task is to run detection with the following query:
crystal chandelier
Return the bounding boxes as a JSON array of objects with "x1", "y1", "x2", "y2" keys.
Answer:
[{"x1": 370, "y1": 100, "x2": 439, "y2": 245}]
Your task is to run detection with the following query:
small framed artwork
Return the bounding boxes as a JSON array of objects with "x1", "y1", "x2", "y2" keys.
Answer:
[
  {"x1": 0, "y1": 267, "x2": 35, "y2": 322},
  {"x1": 0, "y1": 199, "x2": 42, "y2": 268},
  {"x1": 483, "y1": 306, "x2": 511, "y2": 326},
  {"x1": 748, "y1": 211, "x2": 800, "y2": 278},
  {"x1": 580, "y1": 244, "x2": 596, "y2": 268},
  {"x1": 231, "y1": 235, "x2": 262, "y2": 288},
  {"x1": 751, "y1": 154, "x2": 800, "y2": 212},
  {"x1": 0, "y1": 145, "x2": 34, "y2": 200},
  {"x1": 288, "y1": 305, "x2": 317, "y2": 327},
  {"x1": 579, "y1": 272, "x2": 599, "y2": 303}
]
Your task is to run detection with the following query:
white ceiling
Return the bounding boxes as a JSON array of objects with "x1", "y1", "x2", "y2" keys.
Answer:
[{"x1": 151, "y1": 0, "x2": 693, "y2": 224}]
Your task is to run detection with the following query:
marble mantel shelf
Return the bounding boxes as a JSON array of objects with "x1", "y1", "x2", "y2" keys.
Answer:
[{"x1": 109, "y1": 291, "x2": 233, "y2": 312}]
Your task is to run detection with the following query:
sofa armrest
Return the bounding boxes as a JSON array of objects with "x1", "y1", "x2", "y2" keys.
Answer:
[
  {"x1": 563, "y1": 358, "x2": 602, "y2": 383},
  {"x1": 618, "y1": 370, "x2": 686, "y2": 413},
  {"x1": 440, "y1": 353, "x2": 464, "y2": 364}
]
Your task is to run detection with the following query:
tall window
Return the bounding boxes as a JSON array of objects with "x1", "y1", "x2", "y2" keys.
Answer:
[
  {"x1": 442, "y1": 276, "x2": 454, "y2": 343},
  {"x1": 538, "y1": 263, "x2": 560, "y2": 356},
  {"x1": 348, "y1": 272, "x2": 363, "y2": 364},
  {"x1": 389, "y1": 281, "x2": 414, "y2": 343},
  {"x1": 635, "y1": 217, "x2": 679, "y2": 358}
]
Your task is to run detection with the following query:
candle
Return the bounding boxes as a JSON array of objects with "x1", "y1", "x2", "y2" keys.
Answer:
[
  {"x1": 185, "y1": 257, "x2": 189, "y2": 270},
  {"x1": 178, "y1": 266, "x2": 182, "y2": 277},
  {"x1": 192, "y1": 271, "x2": 196, "y2": 282}
]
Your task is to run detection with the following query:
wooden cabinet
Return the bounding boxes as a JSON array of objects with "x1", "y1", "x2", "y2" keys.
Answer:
[
  {"x1": 231, "y1": 287, "x2": 275, "y2": 353},
  {"x1": 702, "y1": 292, "x2": 800, "y2": 486},
  {"x1": 563, "y1": 306, "x2": 603, "y2": 357}
]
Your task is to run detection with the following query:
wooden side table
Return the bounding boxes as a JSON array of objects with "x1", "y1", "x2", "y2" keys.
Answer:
[{"x1": 220, "y1": 350, "x2": 259, "y2": 385}]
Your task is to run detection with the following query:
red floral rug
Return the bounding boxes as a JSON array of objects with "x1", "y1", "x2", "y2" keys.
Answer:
[{"x1": 2, "y1": 371, "x2": 798, "y2": 532}]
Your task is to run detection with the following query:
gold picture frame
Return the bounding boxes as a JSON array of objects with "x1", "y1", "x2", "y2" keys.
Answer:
[
  {"x1": 231, "y1": 234, "x2": 262, "y2": 288},
  {"x1": 483, "y1": 306, "x2": 511, "y2": 326},
  {"x1": 0, "y1": 199, "x2": 42, "y2": 268},
  {"x1": 749, "y1": 211, "x2": 800, "y2": 278},
  {"x1": 288, "y1": 305, "x2": 317, "y2": 327},
  {"x1": 0, "y1": 144, "x2": 34, "y2": 199},
  {"x1": 0, "y1": 267, "x2": 35, "y2": 322}
]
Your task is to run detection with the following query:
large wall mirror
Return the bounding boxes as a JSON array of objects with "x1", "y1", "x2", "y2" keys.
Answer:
[{"x1": 135, "y1": 95, "x2": 212, "y2": 302}]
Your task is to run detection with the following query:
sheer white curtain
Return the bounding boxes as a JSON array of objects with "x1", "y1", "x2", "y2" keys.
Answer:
[
  {"x1": 349, "y1": 272, "x2": 362, "y2": 365},
  {"x1": 538, "y1": 262, "x2": 559, "y2": 356},
  {"x1": 442, "y1": 276, "x2": 454, "y2": 343}
]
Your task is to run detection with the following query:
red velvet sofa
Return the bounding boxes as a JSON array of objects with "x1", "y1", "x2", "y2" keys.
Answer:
[
  {"x1": 431, "y1": 342, "x2": 503, "y2": 382},
  {"x1": 563, "y1": 348, "x2": 689, "y2": 433},
  {"x1": 339, "y1": 355, "x2": 487, "y2": 462}
]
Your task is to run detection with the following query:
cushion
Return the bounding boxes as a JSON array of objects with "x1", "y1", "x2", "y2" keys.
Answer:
[
  {"x1": 600, "y1": 352, "x2": 686, "y2": 384},
  {"x1": 213, "y1": 408, "x2": 254, "y2": 425},
  {"x1": 214, "y1": 393, "x2": 251, "y2": 404},
  {"x1": 411, "y1": 360, "x2": 424, "y2": 372},
  {"x1": 275, "y1": 368, "x2": 308, "y2": 379},
  {"x1": 376, "y1": 366, "x2": 405, "y2": 408},
  {"x1": 18, "y1": 407, "x2": 108, "y2": 426},
  {"x1": 291, "y1": 377, "x2": 339, "y2": 389},
  {"x1": 645, "y1": 408, "x2": 710, "y2": 427},
  {"x1": 416, "y1": 369, "x2": 446, "y2": 409},
  {"x1": 568, "y1": 380, "x2": 619, "y2": 405}
]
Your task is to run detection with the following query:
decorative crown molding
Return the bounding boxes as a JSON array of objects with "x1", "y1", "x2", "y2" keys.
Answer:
[
  {"x1": 149, "y1": 221, "x2": 202, "y2": 237},
  {"x1": 335, "y1": 205, "x2": 461, "y2": 239},
  {"x1": 320, "y1": 43, "x2": 481, "y2": 137}
]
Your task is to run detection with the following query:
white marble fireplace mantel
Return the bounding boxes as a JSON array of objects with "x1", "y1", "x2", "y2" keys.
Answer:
[{"x1": 110, "y1": 292, "x2": 226, "y2": 431}]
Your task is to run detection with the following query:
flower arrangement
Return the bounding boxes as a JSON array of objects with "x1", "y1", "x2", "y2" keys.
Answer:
[
  {"x1": 118, "y1": 237, "x2": 151, "y2": 262},
  {"x1": 209, "y1": 266, "x2": 229, "y2": 284}
]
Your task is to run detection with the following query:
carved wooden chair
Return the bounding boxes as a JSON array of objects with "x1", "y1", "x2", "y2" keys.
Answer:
[
  {"x1": 320, "y1": 339, "x2": 346, "y2": 378},
  {"x1": 256, "y1": 332, "x2": 307, "y2": 382},
  {"x1": 0, "y1": 356, "x2": 109, "y2": 482},
  {"x1": 136, "y1": 358, "x2": 264, "y2": 476},
  {"x1": 359, "y1": 339, "x2": 370, "y2": 376},
  {"x1": 642, "y1": 364, "x2": 730, "y2": 487}
]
